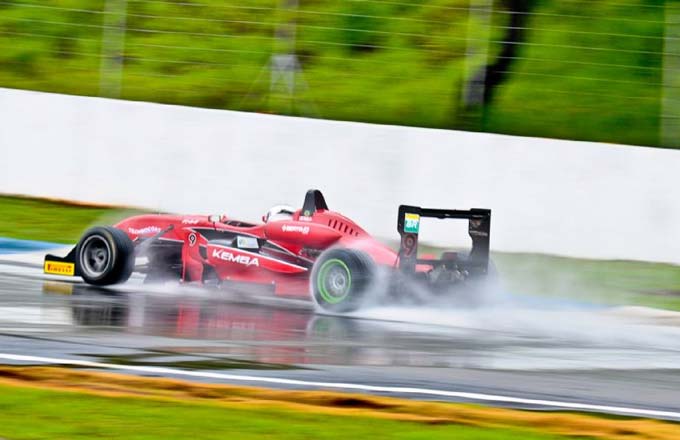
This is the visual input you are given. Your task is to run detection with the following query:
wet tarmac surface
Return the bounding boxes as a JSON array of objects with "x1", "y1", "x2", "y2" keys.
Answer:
[{"x1": 1, "y1": 264, "x2": 680, "y2": 419}]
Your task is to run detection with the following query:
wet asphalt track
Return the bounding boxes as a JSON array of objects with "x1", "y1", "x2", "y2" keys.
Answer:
[{"x1": 1, "y1": 262, "x2": 680, "y2": 421}]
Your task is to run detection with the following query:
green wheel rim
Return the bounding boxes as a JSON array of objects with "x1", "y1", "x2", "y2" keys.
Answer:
[{"x1": 317, "y1": 258, "x2": 352, "y2": 304}]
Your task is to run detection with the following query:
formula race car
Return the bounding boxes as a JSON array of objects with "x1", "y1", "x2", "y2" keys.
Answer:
[{"x1": 44, "y1": 190, "x2": 491, "y2": 312}]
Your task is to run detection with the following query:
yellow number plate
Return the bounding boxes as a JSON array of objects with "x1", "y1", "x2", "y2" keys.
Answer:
[{"x1": 44, "y1": 261, "x2": 75, "y2": 276}]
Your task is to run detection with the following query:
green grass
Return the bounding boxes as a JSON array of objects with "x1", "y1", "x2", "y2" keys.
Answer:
[
  {"x1": 0, "y1": 384, "x2": 570, "y2": 440},
  {"x1": 0, "y1": 0, "x2": 671, "y2": 147},
  {"x1": 2, "y1": 194, "x2": 679, "y2": 310},
  {"x1": 0, "y1": 195, "x2": 138, "y2": 244},
  {"x1": 494, "y1": 252, "x2": 680, "y2": 310}
]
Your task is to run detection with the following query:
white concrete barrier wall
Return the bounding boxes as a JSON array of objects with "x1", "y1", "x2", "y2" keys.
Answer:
[{"x1": 1, "y1": 88, "x2": 679, "y2": 263}]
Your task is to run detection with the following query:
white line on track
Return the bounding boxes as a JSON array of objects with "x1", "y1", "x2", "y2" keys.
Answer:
[{"x1": 1, "y1": 353, "x2": 680, "y2": 420}]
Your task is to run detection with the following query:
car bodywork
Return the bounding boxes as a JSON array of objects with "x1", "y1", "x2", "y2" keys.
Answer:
[{"x1": 44, "y1": 190, "x2": 491, "y2": 304}]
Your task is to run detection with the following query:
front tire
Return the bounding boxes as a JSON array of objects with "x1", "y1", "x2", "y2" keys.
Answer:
[
  {"x1": 76, "y1": 226, "x2": 135, "y2": 286},
  {"x1": 311, "y1": 248, "x2": 374, "y2": 313}
]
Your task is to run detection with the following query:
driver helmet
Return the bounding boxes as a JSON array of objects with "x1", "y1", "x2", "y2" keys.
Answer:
[{"x1": 264, "y1": 205, "x2": 295, "y2": 223}]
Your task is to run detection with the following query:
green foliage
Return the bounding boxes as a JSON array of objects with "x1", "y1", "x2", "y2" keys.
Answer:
[
  {"x1": 1, "y1": 0, "x2": 669, "y2": 146},
  {"x1": 485, "y1": 0, "x2": 666, "y2": 146}
]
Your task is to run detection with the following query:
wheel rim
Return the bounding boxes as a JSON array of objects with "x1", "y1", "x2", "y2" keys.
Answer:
[
  {"x1": 317, "y1": 259, "x2": 352, "y2": 304},
  {"x1": 80, "y1": 235, "x2": 112, "y2": 278}
]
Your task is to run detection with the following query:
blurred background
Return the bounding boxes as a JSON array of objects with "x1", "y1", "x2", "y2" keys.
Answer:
[
  {"x1": 1, "y1": 0, "x2": 678, "y2": 148},
  {"x1": 3, "y1": 3, "x2": 680, "y2": 437}
]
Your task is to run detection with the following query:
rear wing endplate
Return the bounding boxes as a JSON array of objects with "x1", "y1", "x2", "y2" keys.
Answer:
[{"x1": 396, "y1": 205, "x2": 491, "y2": 275}]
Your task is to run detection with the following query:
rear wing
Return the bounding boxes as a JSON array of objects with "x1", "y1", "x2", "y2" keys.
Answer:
[{"x1": 396, "y1": 205, "x2": 491, "y2": 275}]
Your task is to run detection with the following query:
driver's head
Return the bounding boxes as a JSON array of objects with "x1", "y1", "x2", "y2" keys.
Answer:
[{"x1": 263, "y1": 205, "x2": 295, "y2": 223}]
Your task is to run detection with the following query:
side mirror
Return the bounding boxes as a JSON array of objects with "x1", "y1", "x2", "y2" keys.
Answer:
[{"x1": 208, "y1": 214, "x2": 221, "y2": 223}]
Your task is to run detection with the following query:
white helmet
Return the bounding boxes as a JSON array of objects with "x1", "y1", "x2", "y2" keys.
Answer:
[{"x1": 264, "y1": 205, "x2": 295, "y2": 223}]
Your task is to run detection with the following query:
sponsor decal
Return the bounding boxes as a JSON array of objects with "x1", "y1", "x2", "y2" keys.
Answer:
[
  {"x1": 182, "y1": 218, "x2": 201, "y2": 225},
  {"x1": 404, "y1": 213, "x2": 420, "y2": 234},
  {"x1": 282, "y1": 224, "x2": 310, "y2": 234},
  {"x1": 212, "y1": 249, "x2": 259, "y2": 267},
  {"x1": 236, "y1": 236, "x2": 259, "y2": 249},
  {"x1": 401, "y1": 233, "x2": 417, "y2": 257},
  {"x1": 303, "y1": 210, "x2": 312, "y2": 217},
  {"x1": 188, "y1": 232, "x2": 197, "y2": 247},
  {"x1": 298, "y1": 216, "x2": 313, "y2": 222},
  {"x1": 44, "y1": 261, "x2": 75, "y2": 276},
  {"x1": 128, "y1": 226, "x2": 161, "y2": 235}
]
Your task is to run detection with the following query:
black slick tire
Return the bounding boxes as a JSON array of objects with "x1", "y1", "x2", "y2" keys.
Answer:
[
  {"x1": 75, "y1": 226, "x2": 135, "y2": 286},
  {"x1": 311, "y1": 248, "x2": 374, "y2": 313}
]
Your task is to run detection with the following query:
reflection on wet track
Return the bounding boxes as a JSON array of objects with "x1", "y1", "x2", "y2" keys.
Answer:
[
  {"x1": 29, "y1": 278, "x2": 680, "y2": 371},
  {"x1": 55, "y1": 283, "x2": 498, "y2": 368},
  {"x1": 2, "y1": 266, "x2": 680, "y2": 417}
]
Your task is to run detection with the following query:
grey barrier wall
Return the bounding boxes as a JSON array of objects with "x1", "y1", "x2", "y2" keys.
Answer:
[{"x1": 2, "y1": 88, "x2": 679, "y2": 263}]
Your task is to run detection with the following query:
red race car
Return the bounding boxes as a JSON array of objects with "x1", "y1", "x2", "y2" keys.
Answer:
[{"x1": 44, "y1": 190, "x2": 491, "y2": 312}]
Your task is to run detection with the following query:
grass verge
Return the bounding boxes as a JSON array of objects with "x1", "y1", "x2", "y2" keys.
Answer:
[
  {"x1": 0, "y1": 195, "x2": 142, "y2": 244},
  {"x1": 493, "y1": 252, "x2": 680, "y2": 311},
  {"x1": 0, "y1": 366, "x2": 678, "y2": 440}
]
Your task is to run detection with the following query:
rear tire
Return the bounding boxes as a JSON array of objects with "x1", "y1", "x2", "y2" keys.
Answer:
[
  {"x1": 311, "y1": 248, "x2": 374, "y2": 313},
  {"x1": 76, "y1": 226, "x2": 135, "y2": 286}
]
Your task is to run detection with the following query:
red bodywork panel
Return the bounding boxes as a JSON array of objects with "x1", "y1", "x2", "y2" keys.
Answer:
[{"x1": 115, "y1": 207, "x2": 399, "y2": 299}]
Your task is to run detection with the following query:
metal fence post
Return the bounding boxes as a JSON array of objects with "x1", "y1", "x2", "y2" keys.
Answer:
[
  {"x1": 661, "y1": 2, "x2": 680, "y2": 148},
  {"x1": 99, "y1": 0, "x2": 128, "y2": 98},
  {"x1": 460, "y1": 0, "x2": 494, "y2": 129}
]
